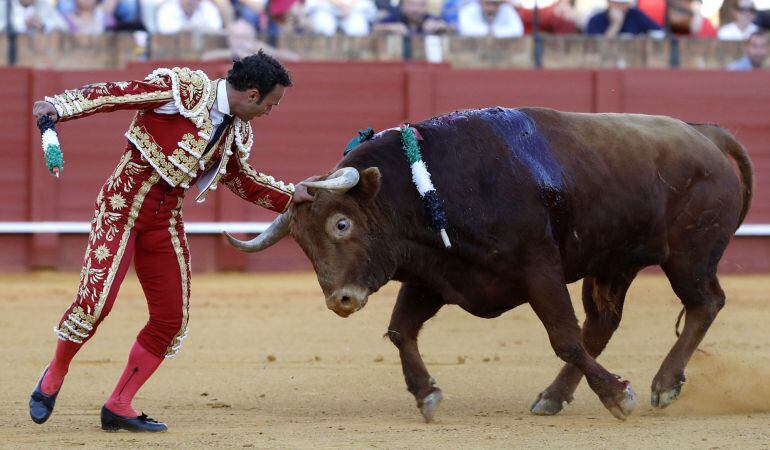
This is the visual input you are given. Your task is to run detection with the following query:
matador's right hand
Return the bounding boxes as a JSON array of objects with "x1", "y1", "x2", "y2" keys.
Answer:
[{"x1": 33, "y1": 101, "x2": 58, "y2": 123}]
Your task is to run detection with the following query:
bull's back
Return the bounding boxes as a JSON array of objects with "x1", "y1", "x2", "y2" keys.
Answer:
[{"x1": 518, "y1": 108, "x2": 740, "y2": 278}]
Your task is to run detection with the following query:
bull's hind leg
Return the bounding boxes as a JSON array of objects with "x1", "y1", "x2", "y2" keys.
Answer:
[
  {"x1": 387, "y1": 283, "x2": 444, "y2": 422},
  {"x1": 531, "y1": 269, "x2": 639, "y2": 415},
  {"x1": 651, "y1": 254, "x2": 726, "y2": 408},
  {"x1": 525, "y1": 262, "x2": 636, "y2": 420}
]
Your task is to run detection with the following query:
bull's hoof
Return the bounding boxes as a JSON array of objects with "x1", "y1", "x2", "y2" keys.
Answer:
[
  {"x1": 601, "y1": 381, "x2": 636, "y2": 421},
  {"x1": 651, "y1": 382, "x2": 683, "y2": 409},
  {"x1": 529, "y1": 393, "x2": 565, "y2": 416},
  {"x1": 418, "y1": 389, "x2": 443, "y2": 423}
]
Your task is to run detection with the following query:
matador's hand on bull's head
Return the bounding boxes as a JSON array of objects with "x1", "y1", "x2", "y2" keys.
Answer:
[{"x1": 33, "y1": 101, "x2": 59, "y2": 123}]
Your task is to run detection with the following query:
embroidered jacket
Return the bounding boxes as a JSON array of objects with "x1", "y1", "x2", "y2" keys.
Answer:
[{"x1": 45, "y1": 67, "x2": 294, "y2": 213}]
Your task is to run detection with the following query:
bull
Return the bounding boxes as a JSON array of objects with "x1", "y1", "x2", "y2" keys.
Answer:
[{"x1": 226, "y1": 107, "x2": 753, "y2": 422}]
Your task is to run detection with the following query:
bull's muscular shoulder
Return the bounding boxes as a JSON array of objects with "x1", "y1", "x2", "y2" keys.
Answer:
[{"x1": 145, "y1": 66, "x2": 213, "y2": 118}]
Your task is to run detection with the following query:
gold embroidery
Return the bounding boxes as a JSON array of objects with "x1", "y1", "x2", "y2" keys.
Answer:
[
  {"x1": 169, "y1": 149, "x2": 199, "y2": 176},
  {"x1": 91, "y1": 202, "x2": 121, "y2": 245},
  {"x1": 178, "y1": 133, "x2": 206, "y2": 158},
  {"x1": 54, "y1": 306, "x2": 96, "y2": 344},
  {"x1": 254, "y1": 196, "x2": 274, "y2": 209},
  {"x1": 93, "y1": 244, "x2": 111, "y2": 263},
  {"x1": 165, "y1": 204, "x2": 190, "y2": 359},
  {"x1": 77, "y1": 255, "x2": 105, "y2": 301},
  {"x1": 126, "y1": 123, "x2": 190, "y2": 187},
  {"x1": 94, "y1": 173, "x2": 160, "y2": 319},
  {"x1": 241, "y1": 161, "x2": 295, "y2": 194},
  {"x1": 107, "y1": 150, "x2": 145, "y2": 193},
  {"x1": 108, "y1": 193, "x2": 127, "y2": 210},
  {"x1": 223, "y1": 177, "x2": 247, "y2": 198},
  {"x1": 45, "y1": 83, "x2": 174, "y2": 120}
]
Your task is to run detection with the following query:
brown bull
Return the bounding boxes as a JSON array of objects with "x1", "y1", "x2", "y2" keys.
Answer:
[{"x1": 227, "y1": 107, "x2": 753, "y2": 422}]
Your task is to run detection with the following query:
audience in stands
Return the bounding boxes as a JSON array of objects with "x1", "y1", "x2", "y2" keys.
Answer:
[
  {"x1": 373, "y1": 0, "x2": 448, "y2": 34},
  {"x1": 517, "y1": 0, "x2": 578, "y2": 34},
  {"x1": 0, "y1": 0, "x2": 67, "y2": 32},
  {"x1": 586, "y1": 0, "x2": 660, "y2": 36},
  {"x1": 305, "y1": 0, "x2": 377, "y2": 35},
  {"x1": 155, "y1": 0, "x2": 224, "y2": 34},
  {"x1": 63, "y1": 0, "x2": 115, "y2": 34},
  {"x1": 727, "y1": 30, "x2": 768, "y2": 69},
  {"x1": 231, "y1": 0, "x2": 265, "y2": 29},
  {"x1": 202, "y1": 18, "x2": 300, "y2": 59},
  {"x1": 457, "y1": 0, "x2": 524, "y2": 38},
  {"x1": 718, "y1": 0, "x2": 759, "y2": 40},
  {"x1": 666, "y1": 0, "x2": 716, "y2": 38}
]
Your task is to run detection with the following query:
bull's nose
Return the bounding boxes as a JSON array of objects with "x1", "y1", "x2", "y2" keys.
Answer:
[{"x1": 326, "y1": 287, "x2": 369, "y2": 318}]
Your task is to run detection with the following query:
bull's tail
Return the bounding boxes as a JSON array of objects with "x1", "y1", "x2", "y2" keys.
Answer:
[{"x1": 689, "y1": 123, "x2": 754, "y2": 229}]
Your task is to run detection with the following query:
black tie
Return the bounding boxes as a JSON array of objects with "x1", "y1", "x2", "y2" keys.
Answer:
[{"x1": 203, "y1": 114, "x2": 233, "y2": 157}]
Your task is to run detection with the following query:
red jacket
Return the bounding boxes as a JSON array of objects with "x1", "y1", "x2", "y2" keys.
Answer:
[{"x1": 45, "y1": 66, "x2": 293, "y2": 213}]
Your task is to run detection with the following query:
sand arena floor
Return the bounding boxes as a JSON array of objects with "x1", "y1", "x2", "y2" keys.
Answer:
[{"x1": 0, "y1": 272, "x2": 769, "y2": 449}]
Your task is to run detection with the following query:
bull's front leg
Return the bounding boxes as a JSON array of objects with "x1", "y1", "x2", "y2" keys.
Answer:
[
  {"x1": 387, "y1": 283, "x2": 445, "y2": 422},
  {"x1": 525, "y1": 259, "x2": 636, "y2": 420}
]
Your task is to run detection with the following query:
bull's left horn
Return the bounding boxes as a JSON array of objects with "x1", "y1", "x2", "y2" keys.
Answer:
[
  {"x1": 224, "y1": 211, "x2": 291, "y2": 253},
  {"x1": 301, "y1": 167, "x2": 359, "y2": 192}
]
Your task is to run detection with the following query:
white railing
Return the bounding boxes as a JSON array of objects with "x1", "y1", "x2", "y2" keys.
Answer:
[{"x1": 0, "y1": 222, "x2": 768, "y2": 236}]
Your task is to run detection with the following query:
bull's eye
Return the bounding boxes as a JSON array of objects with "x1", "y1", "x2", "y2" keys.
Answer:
[{"x1": 327, "y1": 213, "x2": 353, "y2": 239}]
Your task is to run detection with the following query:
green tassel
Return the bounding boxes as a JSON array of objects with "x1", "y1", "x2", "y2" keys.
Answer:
[
  {"x1": 44, "y1": 144, "x2": 64, "y2": 173},
  {"x1": 401, "y1": 126, "x2": 421, "y2": 165}
]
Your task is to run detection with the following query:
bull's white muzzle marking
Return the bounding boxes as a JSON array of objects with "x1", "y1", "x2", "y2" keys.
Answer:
[{"x1": 326, "y1": 286, "x2": 370, "y2": 317}]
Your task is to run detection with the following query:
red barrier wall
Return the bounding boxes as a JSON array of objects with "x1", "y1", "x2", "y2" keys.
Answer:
[{"x1": 1, "y1": 63, "x2": 768, "y2": 273}]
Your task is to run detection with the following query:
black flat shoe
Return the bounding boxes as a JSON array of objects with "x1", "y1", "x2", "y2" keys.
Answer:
[
  {"x1": 101, "y1": 406, "x2": 168, "y2": 432},
  {"x1": 29, "y1": 367, "x2": 61, "y2": 424}
]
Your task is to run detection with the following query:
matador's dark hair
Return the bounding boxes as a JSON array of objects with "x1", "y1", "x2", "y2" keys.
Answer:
[{"x1": 227, "y1": 50, "x2": 293, "y2": 101}]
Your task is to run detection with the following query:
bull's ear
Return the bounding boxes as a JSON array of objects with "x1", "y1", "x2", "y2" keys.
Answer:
[{"x1": 353, "y1": 167, "x2": 381, "y2": 201}]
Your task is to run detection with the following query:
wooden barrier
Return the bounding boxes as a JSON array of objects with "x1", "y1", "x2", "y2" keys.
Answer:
[
  {"x1": 0, "y1": 63, "x2": 768, "y2": 273},
  {"x1": 0, "y1": 33, "x2": 749, "y2": 70}
]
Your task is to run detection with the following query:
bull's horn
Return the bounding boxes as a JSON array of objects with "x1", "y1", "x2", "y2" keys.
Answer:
[
  {"x1": 301, "y1": 167, "x2": 359, "y2": 192},
  {"x1": 224, "y1": 212, "x2": 291, "y2": 253}
]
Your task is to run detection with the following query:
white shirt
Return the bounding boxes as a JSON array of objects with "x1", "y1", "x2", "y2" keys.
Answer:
[
  {"x1": 155, "y1": 0, "x2": 223, "y2": 34},
  {"x1": 717, "y1": 22, "x2": 759, "y2": 41},
  {"x1": 458, "y1": 1, "x2": 524, "y2": 39}
]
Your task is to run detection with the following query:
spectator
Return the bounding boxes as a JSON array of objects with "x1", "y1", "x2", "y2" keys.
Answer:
[
  {"x1": 63, "y1": 0, "x2": 116, "y2": 34},
  {"x1": 457, "y1": 0, "x2": 524, "y2": 37},
  {"x1": 517, "y1": 0, "x2": 579, "y2": 34},
  {"x1": 231, "y1": 0, "x2": 265, "y2": 29},
  {"x1": 108, "y1": 0, "x2": 145, "y2": 30},
  {"x1": 718, "y1": 0, "x2": 759, "y2": 40},
  {"x1": 201, "y1": 18, "x2": 301, "y2": 60},
  {"x1": 266, "y1": 0, "x2": 310, "y2": 34},
  {"x1": 727, "y1": 30, "x2": 768, "y2": 69},
  {"x1": 155, "y1": 0, "x2": 224, "y2": 34},
  {"x1": 373, "y1": 0, "x2": 448, "y2": 34},
  {"x1": 585, "y1": 0, "x2": 660, "y2": 37},
  {"x1": 667, "y1": 0, "x2": 716, "y2": 38},
  {"x1": 305, "y1": 0, "x2": 377, "y2": 35},
  {"x1": 0, "y1": 0, "x2": 67, "y2": 32}
]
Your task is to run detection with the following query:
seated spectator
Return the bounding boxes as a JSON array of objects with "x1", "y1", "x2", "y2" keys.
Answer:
[
  {"x1": 517, "y1": 0, "x2": 579, "y2": 34},
  {"x1": 201, "y1": 18, "x2": 300, "y2": 60},
  {"x1": 155, "y1": 0, "x2": 224, "y2": 33},
  {"x1": 373, "y1": 0, "x2": 448, "y2": 34},
  {"x1": 232, "y1": 0, "x2": 265, "y2": 29},
  {"x1": 63, "y1": 0, "x2": 116, "y2": 34},
  {"x1": 0, "y1": 0, "x2": 67, "y2": 32},
  {"x1": 727, "y1": 30, "x2": 767, "y2": 69},
  {"x1": 108, "y1": 0, "x2": 145, "y2": 30},
  {"x1": 305, "y1": 0, "x2": 377, "y2": 35},
  {"x1": 457, "y1": 0, "x2": 524, "y2": 37},
  {"x1": 667, "y1": 0, "x2": 716, "y2": 38},
  {"x1": 718, "y1": 0, "x2": 759, "y2": 40},
  {"x1": 585, "y1": 0, "x2": 660, "y2": 37}
]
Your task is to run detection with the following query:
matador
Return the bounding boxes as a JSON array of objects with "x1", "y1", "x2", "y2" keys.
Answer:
[{"x1": 29, "y1": 52, "x2": 313, "y2": 432}]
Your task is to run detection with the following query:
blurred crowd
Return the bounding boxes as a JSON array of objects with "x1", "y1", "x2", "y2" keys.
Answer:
[{"x1": 0, "y1": 0, "x2": 767, "y2": 68}]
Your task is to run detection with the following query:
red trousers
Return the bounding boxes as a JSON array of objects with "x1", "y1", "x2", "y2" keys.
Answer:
[{"x1": 54, "y1": 145, "x2": 191, "y2": 359}]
